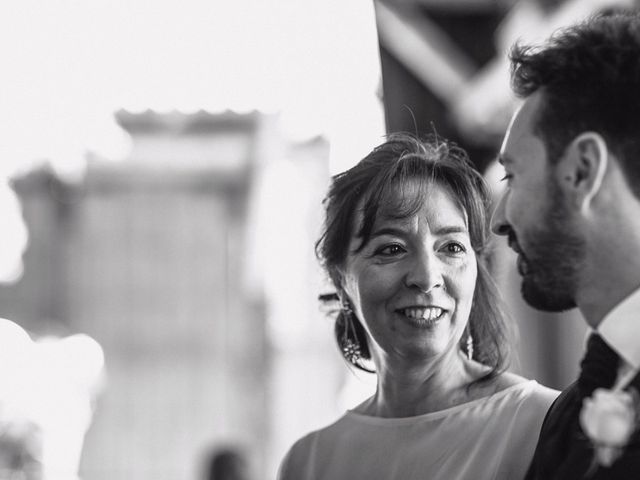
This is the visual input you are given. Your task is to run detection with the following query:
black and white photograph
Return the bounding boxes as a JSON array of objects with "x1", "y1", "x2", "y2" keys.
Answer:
[{"x1": 0, "y1": 1, "x2": 639, "y2": 479}]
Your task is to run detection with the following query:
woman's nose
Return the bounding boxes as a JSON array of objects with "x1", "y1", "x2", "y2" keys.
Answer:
[{"x1": 404, "y1": 251, "x2": 444, "y2": 293}]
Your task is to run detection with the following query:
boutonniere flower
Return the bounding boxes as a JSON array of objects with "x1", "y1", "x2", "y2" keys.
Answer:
[{"x1": 579, "y1": 387, "x2": 639, "y2": 468}]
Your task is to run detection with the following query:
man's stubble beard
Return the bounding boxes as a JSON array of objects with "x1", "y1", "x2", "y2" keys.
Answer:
[{"x1": 520, "y1": 181, "x2": 584, "y2": 312}]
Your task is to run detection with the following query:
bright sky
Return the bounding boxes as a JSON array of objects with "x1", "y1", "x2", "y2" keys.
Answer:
[{"x1": 0, "y1": 0, "x2": 384, "y2": 178}]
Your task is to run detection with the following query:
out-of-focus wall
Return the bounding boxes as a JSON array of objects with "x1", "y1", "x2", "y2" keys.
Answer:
[
  {"x1": 0, "y1": 110, "x2": 357, "y2": 480},
  {"x1": 72, "y1": 164, "x2": 266, "y2": 480},
  {"x1": 0, "y1": 111, "x2": 270, "y2": 480},
  {"x1": 245, "y1": 137, "x2": 349, "y2": 477}
]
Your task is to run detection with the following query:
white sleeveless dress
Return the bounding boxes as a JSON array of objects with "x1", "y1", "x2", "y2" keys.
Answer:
[{"x1": 278, "y1": 380, "x2": 558, "y2": 480}]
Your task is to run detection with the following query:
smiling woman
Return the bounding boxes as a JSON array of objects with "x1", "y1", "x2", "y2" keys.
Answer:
[
  {"x1": 319, "y1": 133, "x2": 508, "y2": 379},
  {"x1": 341, "y1": 182, "x2": 478, "y2": 369},
  {"x1": 277, "y1": 133, "x2": 559, "y2": 480}
]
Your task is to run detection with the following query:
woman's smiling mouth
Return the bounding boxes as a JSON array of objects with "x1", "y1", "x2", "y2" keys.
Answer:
[{"x1": 397, "y1": 307, "x2": 446, "y2": 326}]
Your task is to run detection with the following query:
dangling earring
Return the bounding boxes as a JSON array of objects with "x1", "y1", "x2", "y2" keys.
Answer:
[
  {"x1": 341, "y1": 301, "x2": 361, "y2": 364},
  {"x1": 466, "y1": 332, "x2": 474, "y2": 361}
]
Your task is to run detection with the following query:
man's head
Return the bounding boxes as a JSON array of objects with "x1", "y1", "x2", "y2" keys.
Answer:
[
  {"x1": 509, "y1": 11, "x2": 640, "y2": 192},
  {"x1": 492, "y1": 92, "x2": 586, "y2": 312},
  {"x1": 491, "y1": 12, "x2": 640, "y2": 315}
]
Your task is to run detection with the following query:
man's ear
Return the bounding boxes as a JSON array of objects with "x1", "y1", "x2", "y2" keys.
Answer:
[{"x1": 560, "y1": 132, "x2": 608, "y2": 213}]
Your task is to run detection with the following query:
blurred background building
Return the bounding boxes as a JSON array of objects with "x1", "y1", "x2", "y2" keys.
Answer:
[{"x1": 0, "y1": 0, "x2": 636, "y2": 479}]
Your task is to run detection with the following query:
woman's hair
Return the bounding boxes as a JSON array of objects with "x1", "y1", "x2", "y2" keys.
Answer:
[{"x1": 316, "y1": 132, "x2": 510, "y2": 380}]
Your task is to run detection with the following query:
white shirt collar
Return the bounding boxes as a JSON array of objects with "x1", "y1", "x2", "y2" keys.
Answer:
[{"x1": 598, "y1": 286, "x2": 640, "y2": 370}]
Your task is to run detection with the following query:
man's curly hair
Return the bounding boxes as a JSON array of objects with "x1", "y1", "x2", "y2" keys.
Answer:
[{"x1": 510, "y1": 11, "x2": 640, "y2": 196}]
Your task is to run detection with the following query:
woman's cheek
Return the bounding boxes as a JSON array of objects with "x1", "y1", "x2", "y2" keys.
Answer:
[{"x1": 362, "y1": 264, "x2": 400, "y2": 295}]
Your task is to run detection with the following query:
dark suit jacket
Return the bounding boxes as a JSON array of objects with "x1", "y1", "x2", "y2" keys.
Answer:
[{"x1": 526, "y1": 376, "x2": 640, "y2": 479}]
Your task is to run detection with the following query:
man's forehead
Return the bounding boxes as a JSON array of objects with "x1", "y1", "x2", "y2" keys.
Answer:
[{"x1": 500, "y1": 92, "x2": 545, "y2": 162}]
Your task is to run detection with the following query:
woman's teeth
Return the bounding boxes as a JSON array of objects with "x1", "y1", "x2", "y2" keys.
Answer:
[{"x1": 402, "y1": 307, "x2": 443, "y2": 321}]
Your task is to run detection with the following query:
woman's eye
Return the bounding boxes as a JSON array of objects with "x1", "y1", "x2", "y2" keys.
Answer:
[
  {"x1": 500, "y1": 173, "x2": 512, "y2": 182},
  {"x1": 443, "y1": 242, "x2": 466, "y2": 254},
  {"x1": 376, "y1": 244, "x2": 405, "y2": 256}
]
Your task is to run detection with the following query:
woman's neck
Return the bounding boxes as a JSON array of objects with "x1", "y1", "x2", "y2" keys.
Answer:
[{"x1": 358, "y1": 350, "x2": 484, "y2": 418}]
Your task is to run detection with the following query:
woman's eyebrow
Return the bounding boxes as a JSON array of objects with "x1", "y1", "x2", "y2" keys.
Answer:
[
  {"x1": 371, "y1": 225, "x2": 468, "y2": 237},
  {"x1": 432, "y1": 225, "x2": 468, "y2": 235},
  {"x1": 370, "y1": 226, "x2": 407, "y2": 237}
]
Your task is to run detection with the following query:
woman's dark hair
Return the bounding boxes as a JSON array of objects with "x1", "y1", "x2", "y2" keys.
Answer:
[
  {"x1": 510, "y1": 11, "x2": 640, "y2": 196},
  {"x1": 315, "y1": 132, "x2": 510, "y2": 380}
]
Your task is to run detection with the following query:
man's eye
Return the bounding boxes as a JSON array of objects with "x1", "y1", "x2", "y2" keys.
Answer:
[{"x1": 376, "y1": 244, "x2": 405, "y2": 256}]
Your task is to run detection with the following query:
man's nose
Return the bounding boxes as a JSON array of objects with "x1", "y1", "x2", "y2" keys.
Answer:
[{"x1": 490, "y1": 193, "x2": 510, "y2": 236}]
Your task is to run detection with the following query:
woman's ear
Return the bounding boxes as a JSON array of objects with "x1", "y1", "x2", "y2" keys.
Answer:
[
  {"x1": 330, "y1": 272, "x2": 345, "y2": 298},
  {"x1": 337, "y1": 291, "x2": 352, "y2": 311},
  {"x1": 560, "y1": 132, "x2": 608, "y2": 213}
]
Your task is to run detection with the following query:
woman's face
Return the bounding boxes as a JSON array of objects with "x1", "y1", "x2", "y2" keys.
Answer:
[{"x1": 341, "y1": 182, "x2": 478, "y2": 363}]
